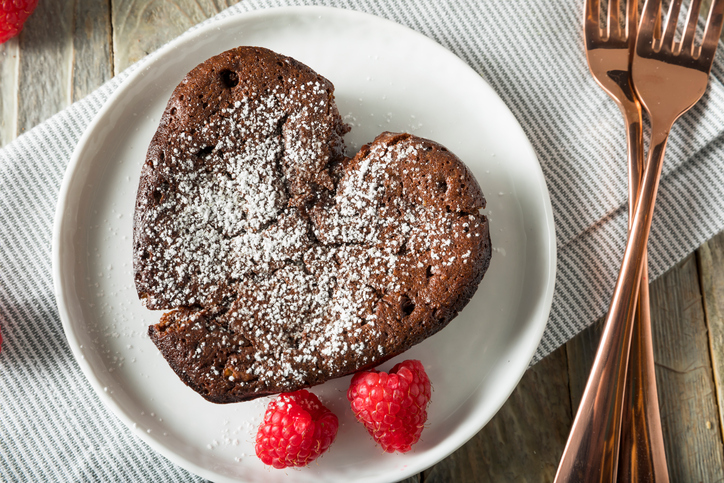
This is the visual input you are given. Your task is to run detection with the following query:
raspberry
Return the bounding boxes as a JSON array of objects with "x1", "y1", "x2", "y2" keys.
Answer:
[
  {"x1": 0, "y1": 0, "x2": 39, "y2": 44},
  {"x1": 255, "y1": 390, "x2": 338, "y2": 469},
  {"x1": 347, "y1": 359, "x2": 432, "y2": 453}
]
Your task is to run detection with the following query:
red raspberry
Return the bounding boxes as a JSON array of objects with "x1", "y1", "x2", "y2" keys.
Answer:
[
  {"x1": 347, "y1": 359, "x2": 432, "y2": 453},
  {"x1": 255, "y1": 390, "x2": 338, "y2": 469},
  {"x1": 0, "y1": 0, "x2": 38, "y2": 44}
]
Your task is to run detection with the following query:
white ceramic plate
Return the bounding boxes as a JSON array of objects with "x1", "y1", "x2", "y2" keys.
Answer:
[{"x1": 53, "y1": 6, "x2": 556, "y2": 483}]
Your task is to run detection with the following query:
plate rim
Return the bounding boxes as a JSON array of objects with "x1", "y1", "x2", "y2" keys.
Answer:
[{"x1": 52, "y1": 5, "x2": 557, "y2": 482}]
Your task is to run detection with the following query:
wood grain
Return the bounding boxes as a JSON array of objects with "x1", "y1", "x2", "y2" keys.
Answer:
[
  {"x1": 71, "y1": 0, "x2": 113, "y2": 101},
  {"x1": 111, "y1": 0, "x2": 240, "y2": 72},
  {"x1": 648, "y1": 254, "x2": 724, "y2": 481},
  {"x1": 699, "y1": 231, "x2": 724, "y2": 448},
  {"x1": 16, "y1": 0, "x2": 74, "y2": 134},
  {"x1": 4, "y1": 0, "x2": 113, "y2": 142},
  {"x1": 422, "y1": 346, "x2": 571, "y2": 482}
]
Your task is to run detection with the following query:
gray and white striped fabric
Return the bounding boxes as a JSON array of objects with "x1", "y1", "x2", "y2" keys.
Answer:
[{"x1": 2, "y1": 0, "x2": 724, "y2": 480}]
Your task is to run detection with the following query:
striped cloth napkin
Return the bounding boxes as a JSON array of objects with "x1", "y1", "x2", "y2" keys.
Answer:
[{"x1": 2, "y1": 0, "x2": 724, "y2": 480}]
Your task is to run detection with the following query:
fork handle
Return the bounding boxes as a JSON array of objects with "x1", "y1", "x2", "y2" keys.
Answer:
[
  {"x1": 618, "y1": 266, "x2": 670, "y2": 483},
  {"x1": 618, "y1": 110, "x2": 669, "y2": 482},
  {"x1": 555, "y1": 125, "x2": 671, "y2": 483}
]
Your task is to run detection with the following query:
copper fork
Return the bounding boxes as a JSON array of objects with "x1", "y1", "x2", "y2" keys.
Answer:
[
  {"x1": 581, "y1": 0, "x2": 669, "y2": 481},
  {"x1": 556, "y1": 0, "x2": 724, "y2": 481},
  {"x1": 622, "y1": 4, "x2": 724, "y2": 479},
  {"x1": 556, "y1": 1, "x2": 667, "y2": 481}
]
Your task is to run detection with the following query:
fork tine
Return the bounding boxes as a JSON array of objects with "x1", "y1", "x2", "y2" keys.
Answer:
[
  {"x1": 626, "y1": 0, "x2": 639, "y2": 40},
  {"x1": 585, "y1": 0, "x2": 602, "y2": 40},
  {"x1": 609, "y1": 0, "x2": 622, "y2": 39},
  {"x1": 681, "y1": 0, "x2": 703, "y2": 55},
  {"x1": 662, "y1": 0, "x2": 684, "y2": 50},
  {"x1": 638, "y1": 0, "x2": 660, "y2": 44},
  {"x1": 701, "y1": 0, "x2": 724, "y2": 60}
]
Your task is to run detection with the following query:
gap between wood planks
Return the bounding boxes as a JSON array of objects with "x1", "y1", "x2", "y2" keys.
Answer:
[{"x1": 698, "y1": 232, "x2": 724, "y2": 461}]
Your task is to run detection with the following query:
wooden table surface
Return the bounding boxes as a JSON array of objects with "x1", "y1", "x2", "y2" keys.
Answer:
[{"x1": 4, "y1": 1, "x2": 724, "y2": 481}]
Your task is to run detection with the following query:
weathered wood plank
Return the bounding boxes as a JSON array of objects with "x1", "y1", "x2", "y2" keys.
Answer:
[
  {"x1": 645, "y1": 254, "x2": 724, "y2": 481},
  {"x1": 111, "y1": 0, "x2": 240, "y2": 73},
  {"x1": 15, "y1": 0, "x2": 74, "y2": 134},
  {"x1": 422, "y1": 346, "x2": 571, "y2": 482},
  {"x1": 1, "y1": 1, "x2": 112, "y2": 147},
  {"x1": 698, "y1": 231, "x2": 724, "y2": 450},
  {"x1": 0, "y1": 38, "x2": 19, "y2": 147},
  {"x1": 71, "y1": 0, "x2": 113, "y2": 102}
]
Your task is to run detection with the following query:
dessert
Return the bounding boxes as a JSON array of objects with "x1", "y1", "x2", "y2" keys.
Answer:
[{"x1": 134, "y1": 47, "x2": 492, "y2": 403}]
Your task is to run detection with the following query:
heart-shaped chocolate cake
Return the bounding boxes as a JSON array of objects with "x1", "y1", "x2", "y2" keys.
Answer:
[{"x1": 134, "y1": 47, "x2": 491, "y2": 403}]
